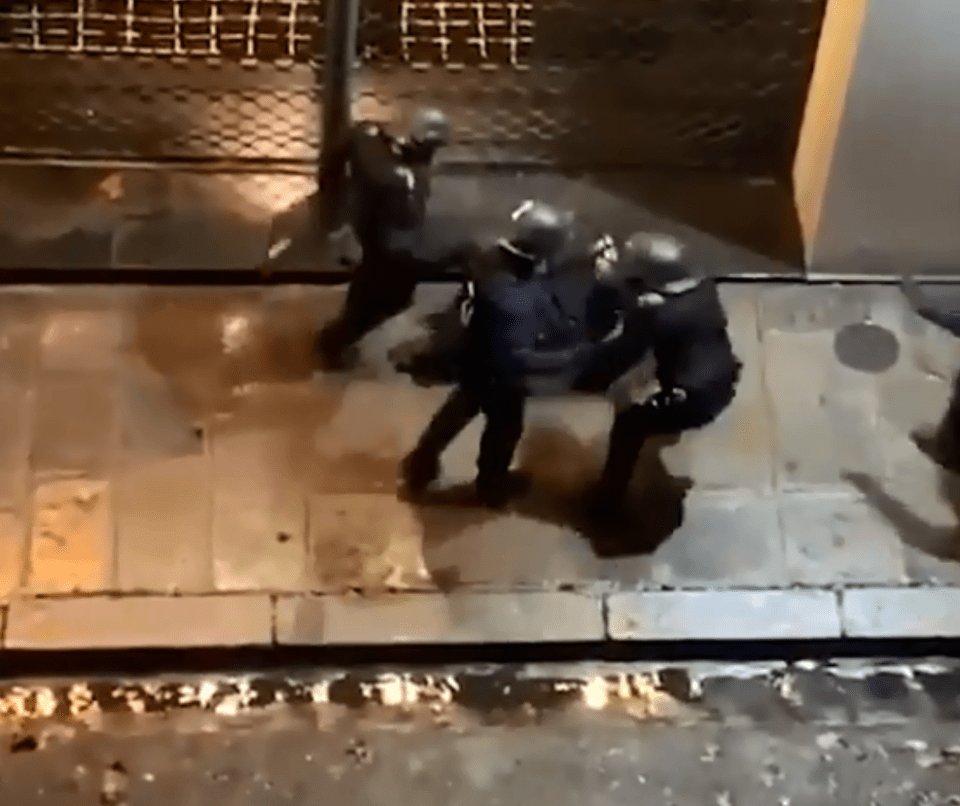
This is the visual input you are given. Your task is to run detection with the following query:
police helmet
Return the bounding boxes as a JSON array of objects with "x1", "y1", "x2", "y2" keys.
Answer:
[
  {"x1": 623, "y1": 232, "x2": 692, "y2": 290},
  {"x1": 505, "y1": 200, "x2": 574, "y2": 262},
  {"x1": 408, "y1": 107, "x2": 451, "y2": 147}
]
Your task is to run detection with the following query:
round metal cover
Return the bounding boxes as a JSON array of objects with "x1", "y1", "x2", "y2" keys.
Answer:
[{"x1": 833, "y1": 322, "x2": 900, "y2": 374}]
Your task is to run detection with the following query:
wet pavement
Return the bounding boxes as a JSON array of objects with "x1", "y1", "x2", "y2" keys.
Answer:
[
  {"x1": 0, "y1": 163, "x2": 803, "y2": 273},
  {"x1": 4, "y1": 659, "x2": 960, "y2": 805},
  {"x1": 0, "y1": 281, "x2": 960, "y2": 648}
]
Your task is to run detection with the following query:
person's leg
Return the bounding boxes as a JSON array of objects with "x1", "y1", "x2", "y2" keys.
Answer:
[
  {"x1": 475, "y1": 388, "x2": 528, "y2": 508},
  {"x1": 402, "y1": 385, "x2": 482, "y2": 495},
  {"x1": 590, "y1": 378, "x2": 738, "y2": 512},
  {"x1": 591, "y1": 403, "x2": 649, "y2": 510},
  {"x1": 316, "y1": 254, "x2": 417, "y2": 367}
]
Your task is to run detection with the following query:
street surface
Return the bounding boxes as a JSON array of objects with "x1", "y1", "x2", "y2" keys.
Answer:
[
  {"x1": 4, "y1": 659, "x2": 960, "y2": 805},
  {"x1": 3, "y1": 281, "x2": 960, "y2": 648}
]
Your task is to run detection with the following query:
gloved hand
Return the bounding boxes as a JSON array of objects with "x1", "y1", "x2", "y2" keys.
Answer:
[
  {"x1": 590, "y1": 234, "x2": 619, "y2": 277},
  {"x1": 457, "y1": 281, "x2": 476, "y2": 326},
  {"x1": 646, "y1": 387, "x2": 688, "y2": 410}
]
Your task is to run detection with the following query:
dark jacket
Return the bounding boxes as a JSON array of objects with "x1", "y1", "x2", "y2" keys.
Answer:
[
  {"x1": 636, "y1": 276, "x2": 740, "y2": 396},
  {"x1": 460, "y1": 241, "x2": 631, "y2": 395},
  {"x1": 323, "y1": 122, "x2": 433, "y2": 250}
]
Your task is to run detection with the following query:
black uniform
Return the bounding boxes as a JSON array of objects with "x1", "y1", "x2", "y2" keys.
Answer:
[
  {"x1": 901, "y1": 276, "x2": 960, "y2": 470},
  {"x1": 402, "y1": 232, "x2": 629, "y2": 507},
  {"x1": 316, "y1": 121, "x2": 474, "y2": 367},
  {"x1": 592, "y1": 271, "x2": 742, "y2": 510}
]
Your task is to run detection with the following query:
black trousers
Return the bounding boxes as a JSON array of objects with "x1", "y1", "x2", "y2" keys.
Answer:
[
  {"x1": 409, "y1": 382, "x2": 527, "y2": 484},
  {"x1": 318, "y1": 213, "x2": 474, "y2": 359},
  {"x1": 597, "y1": 369, "x2": 741, "y2": 502}
]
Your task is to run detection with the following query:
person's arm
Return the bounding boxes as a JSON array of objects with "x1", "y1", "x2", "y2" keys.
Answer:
[
  {"x1": 901, "y1": 276, "x2": 960, "y2": 337},
  {"x1": 511, "y1": 345, "x2": 581, "y2": 374}
]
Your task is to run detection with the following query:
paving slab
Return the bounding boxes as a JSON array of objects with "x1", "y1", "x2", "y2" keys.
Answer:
[
  {"x1": 0, "y1": 291, "x2": 42, "y2": 387},
  {"x1": 211, "y1": 427, "x2": 309, "y2": 592},
  {"x1": 0, "y1": 510, "x2": 25, "y2": 601},
  {"x1": 0, "y1": 380, "x2": 29, "y2": 509},
  {"x1": 3, "y1": 595, "x2": 274, "y2": 650},
  {"x1": 37, "y1": 303, "x2": 126, "y2": 373},
  {"x1": 275, "y1": 591, "x2": 606, "y2": 645},
  {"x1": 115, "y1": 357, "x2": 206, "y2": 466},
  {"x1": 779, "y1": 491, "x2": 909, "y2": 586},
  {"x1": 30, "y1": 371, "x2": 117, "y2": 477},
  {"x1": 112, "y1": 455, "x2": 214, "y2": 595},
  {"x1": 25, "y1": 478, "x2": 115, "y2": 595},
  {"x1": 647, "y1": 494, "x2": 787, "y2": 588},
  {"x1": 842, "y1": 587, "x2": 960, "y2": 639},
  {"x1": 607, "y1": 590, "x2": 843, "y2": 641}
]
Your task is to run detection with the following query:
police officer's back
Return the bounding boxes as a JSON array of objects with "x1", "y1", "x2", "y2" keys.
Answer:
[
  {"x1": 345, "y1": 122, "x2": 424, "y2": 249},
  {"x1": 460, "y1": 202, "x2": 591, "y2": 396},
  {"x1": 403, "y1": 201, "x2": 601, "y2": 506},
  {"x1": 618, "y1": 233, "x2": 739, "y2": 410}
]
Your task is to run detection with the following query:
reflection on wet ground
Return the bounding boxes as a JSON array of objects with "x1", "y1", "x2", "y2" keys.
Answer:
[{"x1": 2, "y1": 281, "x2": 960, "y2": 603}]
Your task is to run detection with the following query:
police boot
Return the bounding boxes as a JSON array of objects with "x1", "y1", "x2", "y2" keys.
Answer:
[
  {"x1": 475, "y1": 472, "x2": 531, "y2": 510},
  {"x1": 400, "y1": 448, "x2": 441, "y2": 498},
  {"x1": 587, "y1": 404, "x2": 649, "y2": 519}
]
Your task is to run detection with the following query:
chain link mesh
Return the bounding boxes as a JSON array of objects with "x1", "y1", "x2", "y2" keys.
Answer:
[
  {"x1": 0, "y1": 0, "x2": 826, "y2": 174},
  {"x1": 0, "y1": 1, "x2": 324, "y2": 164},
  {"x1": 356, "y1": 0, "x2": 827, "y2": 174}
]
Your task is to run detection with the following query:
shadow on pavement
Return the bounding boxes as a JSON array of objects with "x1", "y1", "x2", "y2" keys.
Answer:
[
  {"x1": 407, "y1": 423, "x2": 691, "y2": 571},
  {"x1": 843, "y1": 470, "x2": 960, "y2": 563}
]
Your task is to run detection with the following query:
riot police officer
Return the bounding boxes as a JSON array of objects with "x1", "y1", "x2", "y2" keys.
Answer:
[
  {"x1": 588, "y1": 233, "x2": 742, "y2": 514},
  {"x1": 316, "y1": 108, "x2": 475, "y2": 368},
  {"x1": 401, "y1": 201, "x2": 624, "y2": 507}
]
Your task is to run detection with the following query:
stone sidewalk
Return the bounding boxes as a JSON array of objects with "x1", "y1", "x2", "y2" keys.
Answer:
[{"x1": 2, "y1": 281, "x2": 960, "y2": 651}]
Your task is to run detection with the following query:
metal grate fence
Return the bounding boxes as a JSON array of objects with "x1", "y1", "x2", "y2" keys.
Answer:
[
  {"x1": 0, "y1": 0, "x2": 826, "y2": 175},
  {"x1": 0, "y1": 1, "x2": 324, "y2": 165},
  {"x1": 355, "y1": 0, "x2": 827, "y2": 174},
  {"x1": 1, "y1": 1, "x2": 321, "y2": 62}
]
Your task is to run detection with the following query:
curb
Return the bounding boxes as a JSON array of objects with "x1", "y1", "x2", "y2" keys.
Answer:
[{"x1": 3, "y1": 587, "x2": 960, "y2": 651}]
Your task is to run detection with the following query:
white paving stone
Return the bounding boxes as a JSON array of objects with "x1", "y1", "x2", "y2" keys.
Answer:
[
  {"x1": 276, "y1": 591, "x2": 606, "y2": 645},
  {"x1": 607, "y1": 589, "x2": 842, "y2": 641},
  {"x1": 841, "y1": 587, "x2": 960, "y2": 638}
]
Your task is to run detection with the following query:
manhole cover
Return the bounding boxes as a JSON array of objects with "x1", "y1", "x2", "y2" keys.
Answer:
[{"x1": 833, "y1": 322, "x2": 900, "y2": 373}]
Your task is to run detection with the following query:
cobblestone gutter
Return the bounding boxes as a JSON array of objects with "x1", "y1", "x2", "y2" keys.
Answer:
[
  {"x1": 4, "y1": 659, "x2": 960, "y2": 729},
  {"x1": 6, "y1": 661, "x2": 960, "y2": 805}
]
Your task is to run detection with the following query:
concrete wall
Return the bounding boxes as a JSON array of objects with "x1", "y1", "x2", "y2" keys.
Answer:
[{"x1": 795, "y1": 0, "x2": 960, "y2": 277}]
